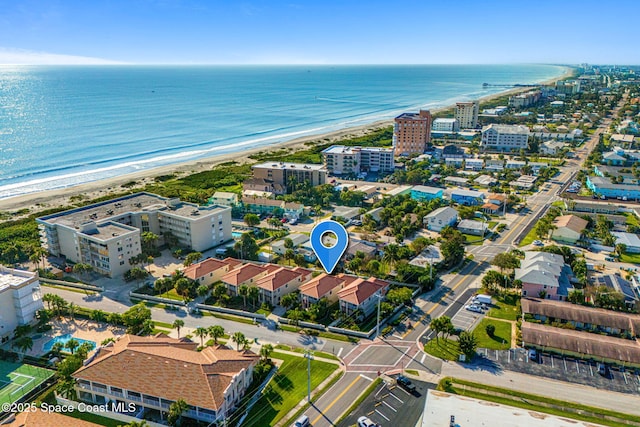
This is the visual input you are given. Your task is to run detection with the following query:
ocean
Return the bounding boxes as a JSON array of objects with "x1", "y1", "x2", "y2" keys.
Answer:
[{"x1": 0, "y1": 64, "x2": 565, "y2": 200}]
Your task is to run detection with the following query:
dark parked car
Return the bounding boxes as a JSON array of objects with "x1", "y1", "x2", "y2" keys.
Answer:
[
  {"x1": 598, "y1": 363, "x2": 612, "y2": 379},
  {"x1": 396, "y1": 375, "x2": 416, "y2": 393}
]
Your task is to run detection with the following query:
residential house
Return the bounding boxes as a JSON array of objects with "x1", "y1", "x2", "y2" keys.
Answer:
[
  {"x1": 0, "y1": 267, "x2": 43, "y2": 340},
  {"x1": 505, "y1": 160, "x2": 526, "y2": 170},
  {"x1": 346, "y1": 239, "x2": 378, "y2": 259},
  {"x1": 299, "y1": 273, "x2": 356, "y2": 308},
  {"x1": 183, "y1": 257, "x2": 241, "y2": 288},
  {"x1": 464, "y1": 158, "x2": 484, "y2": 171},
  {"x1": 283, "y1": 202, "x2": 304, "y2": 220},
  {"x1": 551, "y1": 215, "x2": 588, "y2": 244},
  {"x1": 457, "y1": 219, "x2": 488, "y2": 236},
  {"x1": 241, "y1": 197, "x2": 284, "y2": 215},
  {"x1": 362, "y1": 207, "x2": 384, "y2": 222},
  {"x1": 473, "y1": 175, "x2": 497, "y2": 187},
  {"x1": 593, "y1": 274, "x2": 639, "y2": 309},
  {"x1": 432, "y1": 118, "x2": 460, "y2": 132},
  {"x1": 602, "y1": 151, "x2": 626, "y2": 166},
  {"x1": 337, "y1": 277, "x2": 390, "y2": 317},
  {"x1": 409, "y1": 245, "x2": 444, "y2": 268},
  {"x1": 410, "y1": 185, "x2": 443, "y2": 202},
  {"x1": 72, "y1": 334, "x2": 259, "y2": 425},
  {"x1": 586, "y1": 176, "x2": 640, "y2": 200},
  {"x1": 612, "y1": 232, "x2": 640, "y2": 253},
  {"x1": 444, "y1": 176, "x2": 469, "y2": 186},
  {"x1": 271, "y1": 233, "x2": 310, "y2": 255},
  {"x1": 510, "y1": 175, "x2": 537, "y2": 189},
  {"x1": 424, "y1": 207, "x2": 458, "y2": 232},
  {"x1": 450, "y1": 189, "x2": 484, "y2": 206},
  {"x1": 256, "y1": 267, "x2": 313, "y2": 306},
  {"x1": 332, "y1": 206, "x2": 361, "y2": 223},
  {"x1": 482, "y1": 194, "x2": 506, "y2": 215},
  {"x1": 484, "y1": 158, "x2": 505, "y2": 171},
  {"x1": 529, "y1": 162, "x2": 549, "y2": 174},
  {"x1": 210, "y1": 192, "x2": 239, "y2": 207},
  {"x1": 517, "y1": 252, "x2": 574, "y2": 301}
]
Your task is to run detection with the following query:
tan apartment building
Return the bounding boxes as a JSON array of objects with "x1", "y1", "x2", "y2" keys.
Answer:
[
  {"x1": 393, "y1": 110, "x2": 432, "y2": 156},
  {"x1": 73, "y1": 334, "x2": 259, "y2": 425},
  {"x1": 221, "y1": 263, "x2": 280, "y2": 295},
  {"x1": 37, "y1": 193, "x2": 232, "y2": 277},
  {"x1": 299, "y1": 273, "x2": 357, "y2": 308},
  {"x1": 250, "y1": 162, "x2": 327, "y2": 194},
  {"x1": 183, "y1": 257, "x2": 242, "y2": 288},
  {"x1": 256, "y1": 266, "x2": 313, "y2": 306},
  {"x1": 455, "y1": 100, "x2": 479, "y2": 129}
]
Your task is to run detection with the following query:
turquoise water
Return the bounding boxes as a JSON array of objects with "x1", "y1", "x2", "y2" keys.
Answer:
[
  {"x1": 232, "y1": 231, "x2": 243, "y2": 239},
  {"x1": 42, "y1": 333, "x2": 96, "y2": 353},
  {"x1": 0, "y1": 65, "x2": 566, "y2": 199}
]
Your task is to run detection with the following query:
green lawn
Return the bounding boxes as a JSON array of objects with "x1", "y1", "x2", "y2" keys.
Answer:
[
  {"x1": 487, "y1": 294, "x2": 521, "y2": 321},
  {"x1": 487, "y1": 221, "x2": 498, "y2": 229},
  {"x1": 620, "y1": 252, "x2": 640, "y2": 264},
  {"x1": 156, "y1": 288, "x2": 186, "y2": 301},
  {"x1": 473, "y1": 318, "x2": 511, "y2": 350},
  {"x1": 518, "y1": 226, "x2": 538, "y2": 247},
  {"x1": 462, "y1": 234, "x2": 484, "y2": 246},
  {"x1": 424, "y1": 338, "x2": 460, "y2": 361},
  {"x1": 273, "y1": 345, "x2": 340, "y2": 361},
  {"x1": 625, "y1": 212, "x2": 639, "y2": 228},
  {"x1": 241, "y1": 351, "x2": 338, "y2": 427}
]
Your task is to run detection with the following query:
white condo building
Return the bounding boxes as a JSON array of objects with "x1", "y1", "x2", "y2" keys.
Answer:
[
  {"x1": 37, "y1": 193, "x2": 232, "y2": 277},
  {"x1": 455, "y1": 101, "x2": 479, "y2": 129},
  {"x1": 481, "y1": 124, "x2": 530, "y2": 151},
  {"x1": 0, "y1": 267, "x2": 43, "y2": 340},
  {"x1": 321, "y1": 145, "x2": 394, "y2": 175},
  {"x1": 432, "y1": 118, "x2": 460, "y2": 132}
]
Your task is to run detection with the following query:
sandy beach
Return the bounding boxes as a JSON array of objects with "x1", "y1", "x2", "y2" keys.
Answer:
[{"x1": 0, "y1": 66, "x2": 574, "y2": 215}]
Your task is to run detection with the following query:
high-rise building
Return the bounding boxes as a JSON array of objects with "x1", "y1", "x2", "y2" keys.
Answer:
[
  {"x1": 455, "y1": 101, "x2": 479, "y2": 129},
  {"x1": 393, "y1": 110, "x2": 432, "y2": 156},
  {"x1": 249, "y1": 162, "x2": 327, "y2": 194},
  {"x1": 0, "y1": 267, "x2": 43, "y2": 339},
  {"x1": 481, "y1": 124, "x2": 530, "y2": 151}
]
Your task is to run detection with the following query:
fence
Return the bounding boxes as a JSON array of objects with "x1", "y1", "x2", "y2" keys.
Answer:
[
  {"x1": 55, "y1": 394, "x2": 165, "y2": 427},
  {"x1": 196, "y1": 303, "x2": 266, "y2": 320},
  {"x1": 129, "y1": 292, "x2": 186, "y2": 306},
  {"x1": 277, "y1": 318, "x2": 326, "y2": 331},
  {"x1": 41, "y1": 278, "x2": 103, "y2": 292}
]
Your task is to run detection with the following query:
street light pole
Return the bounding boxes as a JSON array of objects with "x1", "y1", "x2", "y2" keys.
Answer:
[
  {"x1": 304, "y1": 349, "x2": 314, "y2": 402},
  {"x1": 376, "y1": 292, "x2": 383, "y2": 338}
]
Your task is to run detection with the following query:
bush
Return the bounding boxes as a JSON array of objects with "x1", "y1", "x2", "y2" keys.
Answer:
[{"x1": 485, "y1": 324, "x2": 496, "y2": 337}]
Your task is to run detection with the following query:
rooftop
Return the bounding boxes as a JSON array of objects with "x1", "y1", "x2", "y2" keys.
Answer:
[
  {"x1": 0, "y1": 266, "x2": 37, "y2": 293},
  {"x1": 337, "y1": 277, "x2": 389, "y2": 305},
  {"x1": 553, "y1": 214, "x2": 589, "y2": 233},
  {"x1": 321, "y1": 145, "x2": 393, "y2": 154},
  {"x1": 251, "y1": 162, "x2": 326, "y2": 171},
  {"x1": 79, "y1": 221, "x2": 138, "y2": 241},
  {"x1": 299, "y1": 273, "x2": 346, "y2": 299},
  {"x1": 73, "y1": 334, "x2": 259, "y2": 412},
  {"x1": 411, "y1": 185, "x2": 442, "y2": 194},
  {"x1": 482, "y1": 124, "x2": 531, "y2": 134},
  {"x1": 38, "y1": 192, "x2": 227, "y2": 229},
  {"x1": 183, "y1": 257, "x2": 238, "y2": 280},
  {"x1": 613, "y1": 231, "x2": 640, "y2": 248}
]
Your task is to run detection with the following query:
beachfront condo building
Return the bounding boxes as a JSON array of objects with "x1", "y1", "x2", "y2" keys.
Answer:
[
  {"x1": 393, "y1": 110, "x2": 432, "y2": 156},
  {"x1": 0, "y1": 267, "x2": 43, "y2": 340},
  {"x1": 481, "y1": 124, "x2": 530, "y2": 151},
  {"x1": 455, "y1": 101, "x2": 479, "y2": 129},
  {"x1": 249, "y1": 162, "x2": 327, "y2": 194},
  {"x1": 36, "y1": 193, "x2": 232, "y2": 277},
  {"x1": 321, "y1": 145, "x2": 394, "y2": 175},
  {"x1": 73, "y1": 334, "x2": 259, "y2": 425}
]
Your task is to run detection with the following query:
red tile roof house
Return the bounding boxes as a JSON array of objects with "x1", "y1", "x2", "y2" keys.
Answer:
[
  {"x1": 298, "y1": 273, "x2": 355, "y2": 308},
  {"x1": 256, "y1": 266, "x2": 313, "y2": 306},
  {"x1": 337, "y1": 277, "x2": 390, "y2": 318},
  {"x1": 183, "y1": 257, "x2": 242, "y2": 287},
  {"x1": 221, "y1": 263, "x2": 280, "y2": 296},
  {"x1": 72, "y1": 334, "x2": 259, "y2": 425}
]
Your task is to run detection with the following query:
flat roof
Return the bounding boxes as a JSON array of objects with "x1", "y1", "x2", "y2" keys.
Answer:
[
  {"x1": 252, "y1": 161, "x2": 326, "y2": 171},
  {"x1": 83, "y1": 221, "x2": 138, "y2": 240},
  {"x1": 322, "y1": 145, "x2": 393, "y2": 154},
  {"x1": 422, "y1": 390, "x2": 606, "y2": 427},
  {"x1": 0, "y1": 267, "x2": 36, "y2": 292},
  {"x1": 38, "y1": 192, "x2": 227, "y2": 229}
]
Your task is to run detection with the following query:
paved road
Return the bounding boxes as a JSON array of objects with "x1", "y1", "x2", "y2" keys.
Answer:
[{"x1": 42, "y1": 286, "x2": 353, "y2": 352}]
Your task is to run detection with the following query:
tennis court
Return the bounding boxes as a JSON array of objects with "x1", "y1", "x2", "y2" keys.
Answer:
[{"x1": 0, "y1": 360, "x2": 55, "y2": 406}]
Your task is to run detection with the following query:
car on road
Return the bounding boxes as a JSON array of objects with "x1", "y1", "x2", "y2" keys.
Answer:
[
  {"x1": 396, "y1": 375, "x2": 416, "y2": 393},
  {"x1": 357, "y1": 416, "x2": 380, "y2": 427},
  {"x1": 465, "y1": 304, "x2": 483, "y2": 313}
]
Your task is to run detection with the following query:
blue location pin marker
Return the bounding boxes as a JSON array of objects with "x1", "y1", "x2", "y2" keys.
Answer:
[{"x1": 310, "y1": 220, "x2": 349, "y2": 274}]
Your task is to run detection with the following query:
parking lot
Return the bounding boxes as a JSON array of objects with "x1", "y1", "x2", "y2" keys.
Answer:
[
  {"x1": 477, "y1": 348, "x2": 640, "y2": 395},
  {"x1": 451, "y1": 295, "x2": 486, "y2": 332},
  {"x1": 338, "y1": 376, "x2": 431, "y2": 427}
]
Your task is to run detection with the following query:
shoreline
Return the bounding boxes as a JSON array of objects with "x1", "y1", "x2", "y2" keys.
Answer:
[{"x1": 0, "y1": 65, "x2": 574, "y2": 214}]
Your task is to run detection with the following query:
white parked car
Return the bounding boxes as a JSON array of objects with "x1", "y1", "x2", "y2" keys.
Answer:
[
  {"x1": 357, "y1": 416, "x2": 380, "y2": 427},
  {"x1": 465, "y1": 304, "x2": 483, "y2": 313},
  {"x1": 532, "y1": 240, "x2": 544, "y2": 246}
]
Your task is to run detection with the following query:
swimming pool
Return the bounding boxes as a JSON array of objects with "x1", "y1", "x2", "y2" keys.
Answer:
[
  {"x1": 43, "y1": 333, "x2": 96, "y2": 353},
  {"x1": 232, "y1": 231, "x2": 244, "y2": 239}
]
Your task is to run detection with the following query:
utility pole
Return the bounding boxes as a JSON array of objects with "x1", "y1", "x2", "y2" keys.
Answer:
[
  {"x1": 304, "y1": 349, "x2": 314, "y2": 402},
  {"x1": 376, "y1": 291, "x2": 383, "y2": 338}
]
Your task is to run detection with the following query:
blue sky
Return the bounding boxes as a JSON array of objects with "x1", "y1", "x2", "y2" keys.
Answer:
[{"x1": 0, "y1": 0, "x2": 638, "y2": 65}]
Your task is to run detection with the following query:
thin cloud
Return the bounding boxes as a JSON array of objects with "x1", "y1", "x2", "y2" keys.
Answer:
[{"x1": 0, "y1": 48, "x2": 124, "y2": 65}]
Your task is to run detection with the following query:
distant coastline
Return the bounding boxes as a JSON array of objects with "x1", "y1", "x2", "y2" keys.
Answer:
[{"x1": 0, "y1": 64, "x2": 573, "y2": 213}]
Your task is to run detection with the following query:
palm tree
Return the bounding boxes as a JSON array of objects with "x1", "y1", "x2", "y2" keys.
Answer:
[
  {"x1": 65, "y1": 338, "x2": 79, "y2": 354},
  {"x1": 119, "y1": 421, "x2": 149, "y2": 427},
  {"x1": 100, "y1": 338, "x2": 115, "y2": 346},
  {"x1": 194, "y1": 327, "x2": 208, "y2": 346},
  {"x1": 29, "y1": 246, "x2": 47, "y2": 271},
  {"x1": 247, "y1": 286, "x2": 260, "y2": 309},
  {"x1": 42, "y1": 293, "x2": 55, "y2": 310},
  {"x1": 260, "y1": 343, "x2": 273, "y2": 361},
  {"x1": 231, "y1": 331, "x2": 246, "y2": 351},
  {"x1": 13, "y1": 336, "x2": 33, "y2": 358},
  {"x1": 288, "y1": 309, "x2": 304, "y2": 330},
  {"x1": 382, "y1": 244, "x2": 401, "y2": 268},
  {"x1": 172, "y1": 319, "x2": 185, "y2": 338},
  {"x1": 68, "y1": 302, "x2": 77, "y2": 320},
  {"x1": 208, "y1": 325, "x2": 225, "y2": 345},
  {"x1": 167, "y1": 398, "x2": 188, "y2": 427},
  {"x1": 238, "y1": 284, "x2": 249, "y2": 308},
  {"x1": 51, "y1": 342, "x2": 64, "y2": 357}
]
